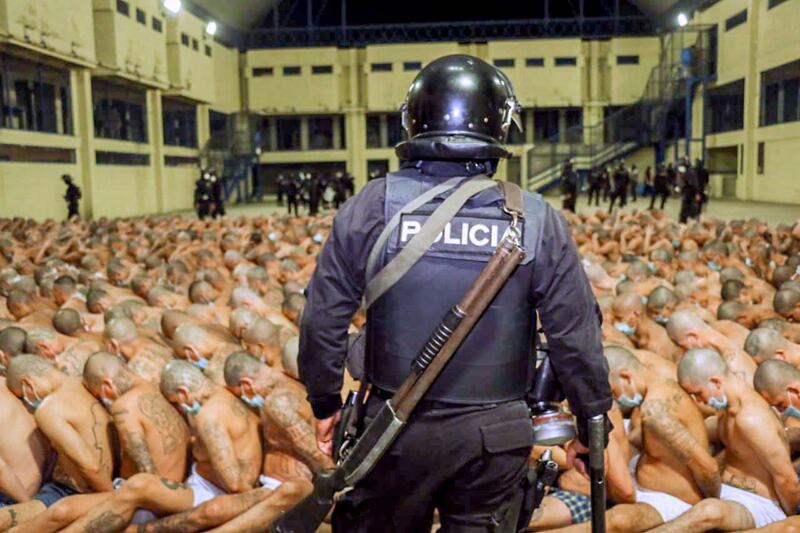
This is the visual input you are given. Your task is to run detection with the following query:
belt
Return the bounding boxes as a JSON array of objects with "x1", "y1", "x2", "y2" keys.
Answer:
[{"x1": 370, "y1": 387, "x2": 503, "y2": 412}]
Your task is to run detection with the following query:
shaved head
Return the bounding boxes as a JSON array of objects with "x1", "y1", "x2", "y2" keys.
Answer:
[
  {"x1": 647, "y1": 286, "x2": 678, "y2": 311},
  {"x1": 754, "y1": 359, "x2": 800, "y2": 398},
  {"x1": 677, "y1": 348, "x2": 728, "y2": 387},
  {"x1": 160, "y1": 359, "x2": 207, "y2": 397},
  {"x1": 230, "y1": 308, "x2": 258, "y2": 338},
  {"x1": 604, "y1": 345, "x2": 644, "y2": 374},
  {"x1": 83, "y1": 351, "x2": 132, "y2": 391},
  {"x1": 242, "y1": 318, "x2": 278, "y2": 345},
  {"x1": 613, "y1": 292, "x2": 645, "y2": 315},
  {"x1": 721, "y1": 280, "x2": 746, "y2": 302},
  {"x1": 666, "y1": 309, "x2": 706, "y2": 342},
  {"x1": 104, "y1": 318, "x2": 137, "y2": 342},
  {"x1": 717, "y1": 301, "x2": 745, "y2": 321},
  {"x1": 0, "y1": 327, "x2": 27, "y2": 358},
  {"x1": 223, "y1": 351, "x2": 264, "y2": 387},
  {"x1": 53, "y1": 308, "x2": 83, "y2": 335},
  {"x1": 7, "y1": 354, "x2": 55, "y2": 391},
  {"x1": 744, "y1": 328, "x2": 788, "y2": 361},
  {"x1": 173, "y1": 324, "x2": 210, "y2": 352},
  {"x1": 775, "y1": 289, "x2": 800, "y2": 315},
  {"x1": 282, "y1": 336, "x2": 299, "y2": 380}
]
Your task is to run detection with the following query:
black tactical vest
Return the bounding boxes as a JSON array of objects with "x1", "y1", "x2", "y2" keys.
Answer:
[{"x1": 366, "y1": 171, "x2": 547, "y2": 404}]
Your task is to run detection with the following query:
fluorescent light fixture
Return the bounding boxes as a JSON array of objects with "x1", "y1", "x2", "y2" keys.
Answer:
[
  {"x1": 206, "y1": 21, "x2": 217, "y2": 36},
  {"x1": 677, "y1": 12, "x2": 688, "y2": 27},
  {"x1": 163, "y1": 0, "x2": 182, "y2": 14}
]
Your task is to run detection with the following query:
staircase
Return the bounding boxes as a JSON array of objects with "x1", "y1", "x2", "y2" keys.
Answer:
[
  {"x1": 525, "y1": 24, "x2": 715, "y2": 193},
  {"x1": 199, "y1": 112, "x2": 260, "y2": 203}
]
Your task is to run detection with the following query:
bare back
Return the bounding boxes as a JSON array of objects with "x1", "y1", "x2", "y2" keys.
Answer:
[{"x1": 637, "y1": 380, "x2": 711, "y2": 503}]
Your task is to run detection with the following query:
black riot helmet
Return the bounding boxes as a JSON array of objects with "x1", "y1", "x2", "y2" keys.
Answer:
[{"x1": 396, "y1": 54, "x2": 522, "y2": 161}]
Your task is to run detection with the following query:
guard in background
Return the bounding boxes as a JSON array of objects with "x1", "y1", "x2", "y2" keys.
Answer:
[
  {"x1": 629, "y1": 163, "x2": 639, "y2": 202},
  {"x1": 561, "y1": 159, "x2": 579, "y2": 213},
  {"x1": 600, "y1": 164, "x2": 611, "y2": 202},
  {"x1": 210, "y1": 169, "x2": 226, "y2": 218},
  {"x1": 608, "y1": 160, "x2": 629, "y2": 212},
  {"x1": 650, "y1": 162, "x2": 671, "y2": 211},
  {"x1": 276, "y1": 174, "x2": 286, "y2": 206},
  {"x1": 62, "y1": 174, "x2": 81, "y2": 219},
  {"x1": 285, "y1": 173, "x2": 300, "y2": 217},
  {"x1": 678, "y1": 158, "x2": 702, "y2": 223},
  {"x1": 299, "y1": 55, "x2": 612, "y2": 532},
  {"x1": 194, "y1": 170, "x2": 214, "y2": 220},
  {"x1": 695, "y1": 158, "x2": 710, "y2": 213},
  {"x1": 307, "y1": 173, "x2": 321, "y2": 216},
  {"x1": 586, "y1": 166, "x2": 602, "y2": 207}
]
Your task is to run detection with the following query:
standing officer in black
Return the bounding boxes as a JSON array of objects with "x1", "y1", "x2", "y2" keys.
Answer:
[
  {"x1": 650, "y1": 162, "x2": 671, "y2": 210},
  {"x1": 299, "y1": 55, "x2": 611, "y2": 532},
  {"x1": 587, "y1": 166, "x2": 602, "y2": 207},
  {"x1": 560, "y1": 159, "x2": 579, "y2": 213},
  {"x1": 62, "y1": 174, "x2": 81, "y2": 219},
  {"x1": 608, "y1": 160, "x2": 629, "y2": 212}
]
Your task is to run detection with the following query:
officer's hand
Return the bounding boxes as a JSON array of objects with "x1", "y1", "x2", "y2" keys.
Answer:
[
  {"x1": 315, "y1": 411, "x2": 342, "y2": 457},
  {"x1": 566, "y1": 439, "x2": 590, "y2": 475}
]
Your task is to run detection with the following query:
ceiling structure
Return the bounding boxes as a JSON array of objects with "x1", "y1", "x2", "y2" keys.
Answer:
[{"x1": 191, "y1": 0, "x2": 274, "y2": 30}]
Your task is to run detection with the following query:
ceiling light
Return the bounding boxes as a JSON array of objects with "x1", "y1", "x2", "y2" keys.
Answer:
[
  {"x1": 677, "y1": 13, "x2": 688, "y2": 27},
  {"x1": 206, "y1": 21, "x2": 217, "y2": 36},
  {"x1": 164, "y1": 0, "x2": 182, "y2": 15}
]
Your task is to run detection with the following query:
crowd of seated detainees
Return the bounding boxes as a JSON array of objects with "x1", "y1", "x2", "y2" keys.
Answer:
[{"x1": 0, "y1": 202, "x2": 800, "y2": 533}]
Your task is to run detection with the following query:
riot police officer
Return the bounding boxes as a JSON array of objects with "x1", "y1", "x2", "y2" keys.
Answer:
[
  {"x1": 193, "y1": 170, "x2": 214, "y2": 219},
  {"x1": 608, "y1": 159, "x2": 629, "y2": 212},
  {"x1": 560, "y1": 159, "x2": 579, "y2": 213},
  {"x1": 650, "y1": 162, "x2": 671, "y2": 211},
  {"x1": 298, "y1": 55, "x2": 611, "y2": 532},
  {"x1": 62, "y1": 174, "x2": 81, "y2": 219},
  {"x1": 678, "y1": 157, "x2": 702, "y2": 223}
]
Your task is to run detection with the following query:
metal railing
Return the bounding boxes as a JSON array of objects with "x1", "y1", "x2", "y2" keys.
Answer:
[
  {"x1": 249, "y1": 17, "x2": 654, "y2": 48},
  {"x1": 525, "y1": 24, "x2": 715, "y2": 192}
]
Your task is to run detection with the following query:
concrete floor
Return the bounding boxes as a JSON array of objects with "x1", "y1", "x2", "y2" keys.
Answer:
[{"x1": 194, "y1": 194, "x2": 799, "y2": 225}]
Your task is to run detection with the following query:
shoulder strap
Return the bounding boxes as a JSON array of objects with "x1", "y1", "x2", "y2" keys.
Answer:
[
  {"x1": 364, "y1": 177, "x2": 495, "y2": 309},
  {"x1": 365, "y1": 175, "x2": 464, "y2": 279},
  {"x1": 496, "y1": 180, "x2": 524, "y2": 218}
]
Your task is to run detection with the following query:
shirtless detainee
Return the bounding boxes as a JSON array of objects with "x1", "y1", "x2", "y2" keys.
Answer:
[
  {"x1": 553, "y1": 345, "x2": 719, "y2": 533},
  {"x1": 612, "y1": 292, "x2": 682, "y2": 362},
  {"x1": 653, "y1": 348, "x2": 800, "y2": 532}
]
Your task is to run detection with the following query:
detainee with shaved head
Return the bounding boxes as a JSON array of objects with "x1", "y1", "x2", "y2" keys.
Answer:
[
  {"x1": 645, "y1": 286, "x2": 679, "y2": 327},
  {"x1": 0, "y1": 355, "x2": 115, "y2": 532},
  {"x1": 0, "y1": 326, "x2": 26, "y2": 372},
  {"x1": 775, "y1": 288, "x2": 800, "y2": 322},
  {"x1": 666, "y1": 309, "x2": 757, "y2": 384},
  {"x1": 655, "y1": 348, "x2": 800, "y2": 531},
  {"x1": 224, "y1": 351, "x2": 333, "y2": 485},
  {"x1": 104, "y1": 317, "x2": 172, "y2": 385},
  {"x1": 83, "y1": 352, "x2": 189, "y2": 481},
  {"x1": 556, "y1": 345, "x2": 719, "y2": 533},
  {"x1": 744, "y1": 327, "x2": 800, "y2": 367},
  {"x1": 754, "y1": 359, "x2": 800, "y2": 432},
  {"x1": 612, "y1": 292, "x2": 682, "y2": 362},
  {"x1": 172, "y1": 322, "x2": 240, "y2": 385}
]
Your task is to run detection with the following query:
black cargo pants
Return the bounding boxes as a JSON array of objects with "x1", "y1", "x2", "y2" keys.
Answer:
[{"x1": 332, "y1": 395, "x2": 533, "y2": 533}]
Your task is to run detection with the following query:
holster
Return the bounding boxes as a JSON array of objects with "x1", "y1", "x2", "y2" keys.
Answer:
[
  {"x1": 332, "y1": 382, "x2": 369, "y2": 463},
  {"x1": 515, "y1": 453, "x2": 560, "y2": 532}
]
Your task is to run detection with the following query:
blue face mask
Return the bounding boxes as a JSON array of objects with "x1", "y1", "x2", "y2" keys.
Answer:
[
  {"x1": 653, "y1": 315, "x2": 669, "y2": 326},
  {"x1": 22, "y1": 385, "x2": 43, "y2": 411},
  {"x1": 707, "y1": 261, "x2": 722, "y2": 272},
  {"x1": 673, "y1": 240, "x2": 681, "y2": 249},
  {"x1": 181, "y1": 401, "x2": 202, "y2": 416},
  {"x1": 615, "y1": 322, "x2": 636, "y2": 336},
  {"x1": 192, "y1": 357, "x2": 209, "y2": 370},
  {"x1": 240, "y1": 393, "x2": 265, "y2": 409},
  {"x1": 618, "y1": 274, "x2": 628, "y2": 282},
  {"x1": 707, "y1": 393, "x2": 728, "y2": 411},
  {"x1": 784, "y1": 395, "x2": 800, "y2": 419},
  {"x1": 268, "y1": 232, "x2": 277, "y2": 242},
  {"x1": 744, "y1": 257, "x2": 754, "y2": 268},
  {"x1": 617, "y1": 383, "x2": 643, "y2": 408},
  {"x1": 312, "y1": 234, "x2": 323, "y2": 244}
]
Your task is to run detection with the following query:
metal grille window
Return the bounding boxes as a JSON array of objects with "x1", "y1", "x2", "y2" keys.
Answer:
[
  {"x1": 706, "y1": 79, "x2": 745, "y2": 133},
  {"x1": 309, "y1": 116, "x2": 334, "y2": 149},
  {"x1": 283, "y1": 66, "x2": 301, "y2": 76},
  {"x1": 768, "y1": 0, "x2": 789, "y2": 9},
  {"x1": 403, "y1": 61, "x2": 422, "y2": 71},
  {"x1": 725, "y1": 10, "x2": 747, "y2": 31},
  {"x1": 152, "y1": 17, "x2": 162, "y2": 33},
  {"x1": 526, "y1": 58, "x2": 544, "y2": 67},
  {"x1": 0, "y1": 144, "x2": 75, "y2": 163},
  {"x1": 371, "y1": 63, "x2": 392, "y2": 72},
  {"x1": 493, "y1": 58, "x2": 515, "y2": 68},
  {"x1": 276, "y1": 117, "x2": 301, "y2": 150},
  {"x1": 617, "y1": 55, "x2": 640, "y2": 65},
  {"x1": 96, "y1": 151, "x2": 150, "y2": 166},
  {"x1": 312, "y1": 65, "x2": 333, "y2": 74},
  {"x1": 0, "y1": 53, "x2": 73, "y2": 134},
  {"x1": 162, "y1": 98, "x2": 197, "y2": 148},
  {"x1": 252, "y1": 67, "x2": 274, "y2": 77},
  {"x1": 205, "y1": 45, "x2": 212, "y2": 57},
  {"x1": 760, "y1": 59, "x2": 800, "y2": 127},
  {"x1": 116, "y1": 0, "x2": 129, "y2": 16},
  {"x1": 757, "y1": 142, "x2": 765, "y2": 174},
  {"x1": 136, "y1": 8, "x2": 145, "y2": 24},
  {"x1": 181, "y1": 33, "x2": 189, "y2": 46},
  {"x1": 192, "y1": 39, "x2": 199, "y2": 51},
  {"x1": 555, "y1": 57, "x2": 577, "y2": 66},
  {"x1": 92, "y1": 79, "x2": 147, "y2": 142}
]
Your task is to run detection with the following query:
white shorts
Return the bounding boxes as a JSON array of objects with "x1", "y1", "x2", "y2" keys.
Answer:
[
  {"x1": 186, "y1": 464, "x2": 228, "y2": 507},
  {"x1": 720, "y1": 484, "x2": 786, "y2": 529},
  {"x1": 628, "y1": 455, "x2": 692, "y2": 523},
  {"x1": 259, "y1": 475, "x2": 283, "y2": 490}
]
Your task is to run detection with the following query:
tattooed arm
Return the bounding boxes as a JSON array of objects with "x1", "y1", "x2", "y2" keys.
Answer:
[
  {"x1": 112, "y1": 407, "x2": 157, "y2": 475},
  {"x1": 196, "y1": 416, "x2": 249, "y2": 493},
  {"x1": 641, "y1": 398, "x2": 720, "y2": 498},
  {"x1": 35, "y1": 409, "x2": 113, "y2": 492},
  {"x1": 264, "y1": 392, "x2": 334, "y2": 473}
]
